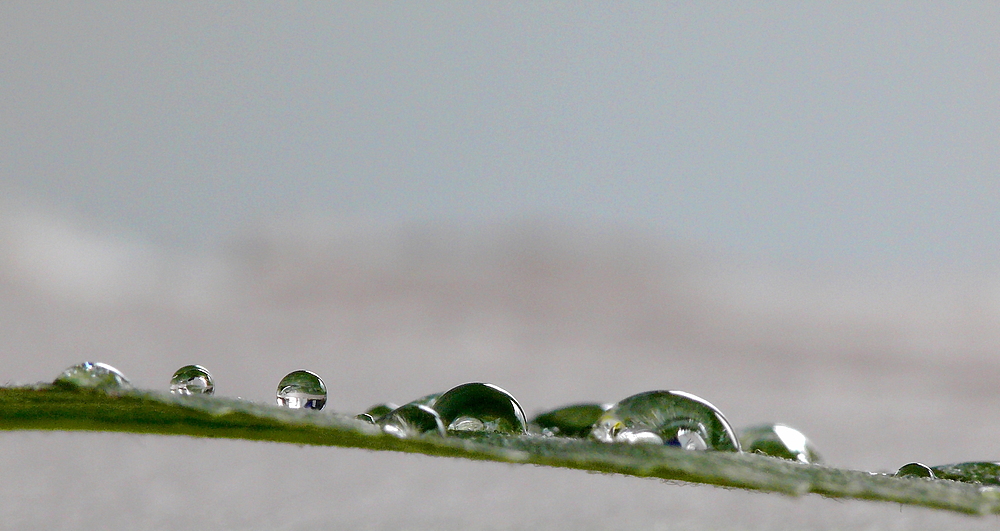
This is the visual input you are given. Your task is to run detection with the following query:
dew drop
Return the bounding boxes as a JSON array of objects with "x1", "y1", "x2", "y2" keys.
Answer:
[
  {"x1": 739, "y1": 423, "x2": 821, "y2": 464},
  {"x1": 930, "y1": 462, "x2": 1000, "y2": 485},
  {"x1": 379, "y1": 403, "x2": 445, "y2": 438},
  {"x1": 355, "y1": 402, "x2": 399, "y2": 424},
  {"x1": 54, "y1": 362, "x2": 132, "y2": 392},
  {"x1": 433, "y1": 382, "x2": 527, "y2": 435},
  {"x1": 531, "y1": 403, "x2": 609, "y2": 438},
  {"x1": 365, "y1": 402, "x2": 398, "y2": 419},
  {"x1": 895, "y1": 462, "x2": 935, "y2": 479},
  {"x1": 591, "y1": 390, "x2": 740, "y2": 452},
  {"x1": 169, "y1": 365, "x2": 215, "y2": 396},
  {"x1": 275, "y1": 370, "x2": 327, "y2": 410}
]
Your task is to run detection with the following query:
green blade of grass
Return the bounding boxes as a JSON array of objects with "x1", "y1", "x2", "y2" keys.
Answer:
[{"x1": 2, "y1": 386, "x2": 997, "y2": 516}]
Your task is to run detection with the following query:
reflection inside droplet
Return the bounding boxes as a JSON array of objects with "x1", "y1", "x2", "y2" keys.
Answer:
[
  {"x1": 275, "y1": 370, "x2": 327, "y2": 410},
  {"x1": 379, "y1": 403, "x2": 445, "y2": 438},
  {"x1": 673, "y1": 429, "x2": 708, "y2": 450}
]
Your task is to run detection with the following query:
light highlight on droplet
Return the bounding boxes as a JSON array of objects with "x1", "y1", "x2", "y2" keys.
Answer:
[
  {"x1": 739, "y1": 423, "x2": 821, "y2": 464},
  {"x1": 591, "y1": 390, "x2": 740, "y2": 452},
  {"x1": 169, "y1": 365, "x2": 215, "y2": 396},
  {"x1": 433, "y1": 382, "x2": 527, "y2": 435},
  {"x1": 54, "y1": 362, "x2": 132, "y2": 392}
]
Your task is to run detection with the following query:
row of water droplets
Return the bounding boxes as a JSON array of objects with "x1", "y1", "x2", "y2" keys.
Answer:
[{"x1": 52, "y1": 361, "x2": 998, "y2": 485}]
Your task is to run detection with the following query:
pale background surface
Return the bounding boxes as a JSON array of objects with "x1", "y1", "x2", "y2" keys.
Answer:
[{"x1": 3, "y1": 3, "x2": 1000, "y2": 529}]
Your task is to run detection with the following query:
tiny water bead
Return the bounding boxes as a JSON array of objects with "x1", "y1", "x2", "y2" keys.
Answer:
[
  {"x1": 365, "y1": 403, "x2": 398, "y2": 419},
  {"x1": 356, "y1": 402, "x2": 399, "y2": 424},
  {"x1": 54, "y1": 362, "x2": 132, "y2": 392},
  {"x1": 591, "y1": 390, "x2": 740, "y2": 452},
  {"x1": 895, "y1": 462, "x2": 935, "y2": 479},
  {"x1": 169, "y1": 365, "x2": 215, "y2": 396},
  {"x1": 931, "y1": 462, "x2": 1000, "y2": 485},
  {"x1": 531, "y1": 403, "x2": 608, "y2": 438},
  {"x1": 379, "y1": 403, "x2": 445, "y2": 438},
  {"x1": 432, "y1": 383, "x2": 528, "y2": 435},
  {"x1": 739, "y1": 424, "x2": 821, "y2": 464},
  {"x1": 275, "y1": 370, "x2": 327, "y2": 410}
]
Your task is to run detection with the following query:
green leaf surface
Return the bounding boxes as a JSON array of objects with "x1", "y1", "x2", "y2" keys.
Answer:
[{"x1": 2, "y1": 386, "x2": 998, "y2": 516}]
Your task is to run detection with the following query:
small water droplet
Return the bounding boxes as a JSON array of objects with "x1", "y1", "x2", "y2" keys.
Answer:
[
  {"x1": 591, "y1": 390, "x2": 740, "y2": 451},
  {"x1": 739, "y1": 423, "x2": 821, "y2": 464},
  {"x1": 531, "y1": 403, "x2": 609, "y2": 437},
  {"x1": 169, "y1": 365, "x2": 215, "y2": 395},
  {"x1": 433, "y1": 382, "x2": 527, "y2": 435},
  {"x1": 355, "y1": 402, "x2": 399, "y2": 424},
  {"x1": 275, "y1": 370, "x2": 327, "y2": 410},
  {"x1": 931, "y1": 462, "x2": 1000, "y2": 485},
  {"x1": 54, "y1": 362, "x2": 132, "y2": 392},
  {"x1": 895, "y1": 462, "x2": 935, "y2": 479},
  {"x1": 379, "y1": 403, "x2": 445, "y2": 438},
  {"x1": 366, "y1": 403, "x2": 398, "y2": 419}
]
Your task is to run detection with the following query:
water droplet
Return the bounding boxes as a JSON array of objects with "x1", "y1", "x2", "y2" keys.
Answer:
[
  {"x1": 355, "y1": 402, "x2": 399, "y2": 424},
  {"x1": 169, "y1": 365, "x2": 215, "y2": 395},
  {"x1": 432, "y1": 382, "x2": 527, "y2": 435},
  {"x1": 895, "y1": 462, "x2": 935, "y2": 479},
  {"x1": 931, "y1": 462, "x2": 1000, "y2": 485},
  {"x1": 739, "y1": 423, "x2": 821, "y2": 464},
  {"x1": 531, "y1": 403, "x2": 609, "y2": 437},
  {"x1": 275, "y1": 370, "x2": 327, "y2": 410},
  {"x1": 591, "y1": 390, "x2": 740, "y2": 452},
  {"x1": 54, "y1": 362, "x2": 132, "y2": 392},
  {"x1": 379, "y1": 403, "x2": 445, "y2": 438},
  {"x1": 366, "y1": 402, "x2": 398, "y2": 419}
]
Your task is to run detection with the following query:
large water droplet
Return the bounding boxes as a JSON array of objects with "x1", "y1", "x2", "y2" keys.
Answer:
[
  {"x1": 54, "y1": 362, "x2": 132, "y2": 392},
  {"x1": 591, "y1": 390, "x2": 740, "y2": 452},
  {"x1": 739, "y1": 423, "x2": 821, "y2": 464},
  {"x1": 356, "y1": 402, "x2": 399, "y2": 424},
  {"x1": 433, "y1": 382, "x2": 527, "y2": 435},
  {"x1": 895, "y1": 462, "x2": 935, "y2": 479},
  {"x1": 531, "y1": 403, "x2": 609, "y2": 437},
  {"x1": 931, "y1": 462, "x2": 1000, "y2": 485},
  {"x1": 379, "y1": 403, "x2": 445, "y2": 438},
  {"x1": 275, "y1": 370, "x2": 327, "y2": 410},
  {"x1": 169, "y1": 365, "x2": 215, "y2": 395}
]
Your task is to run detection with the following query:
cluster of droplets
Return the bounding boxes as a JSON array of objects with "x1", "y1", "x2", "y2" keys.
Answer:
[
  {"x1": 367, "y1": 383, "x2": 527, "y2": 438},
  {"x1": 893, "y1": 462, "x2": 1000, "y2": 485},
  {"x1": 52, "y1": 361, "x2": 1000, "y2": 485},
  {"x1": 534, "y1": 392, "x2": 821, "y2": 461}
]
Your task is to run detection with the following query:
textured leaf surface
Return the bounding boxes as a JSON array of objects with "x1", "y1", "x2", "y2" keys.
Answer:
[{"x1": 2, "y1": 386, "x2": 998, "y2": 516}]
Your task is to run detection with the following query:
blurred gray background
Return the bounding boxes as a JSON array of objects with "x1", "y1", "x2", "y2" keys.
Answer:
[{"x1": 3, "y1": 3, "x2": 1000, "y2": 529}]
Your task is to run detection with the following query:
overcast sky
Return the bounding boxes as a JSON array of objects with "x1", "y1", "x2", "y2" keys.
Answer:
[{"x1": 3, "y1": 3, "x2": 998, "y2": 270}]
